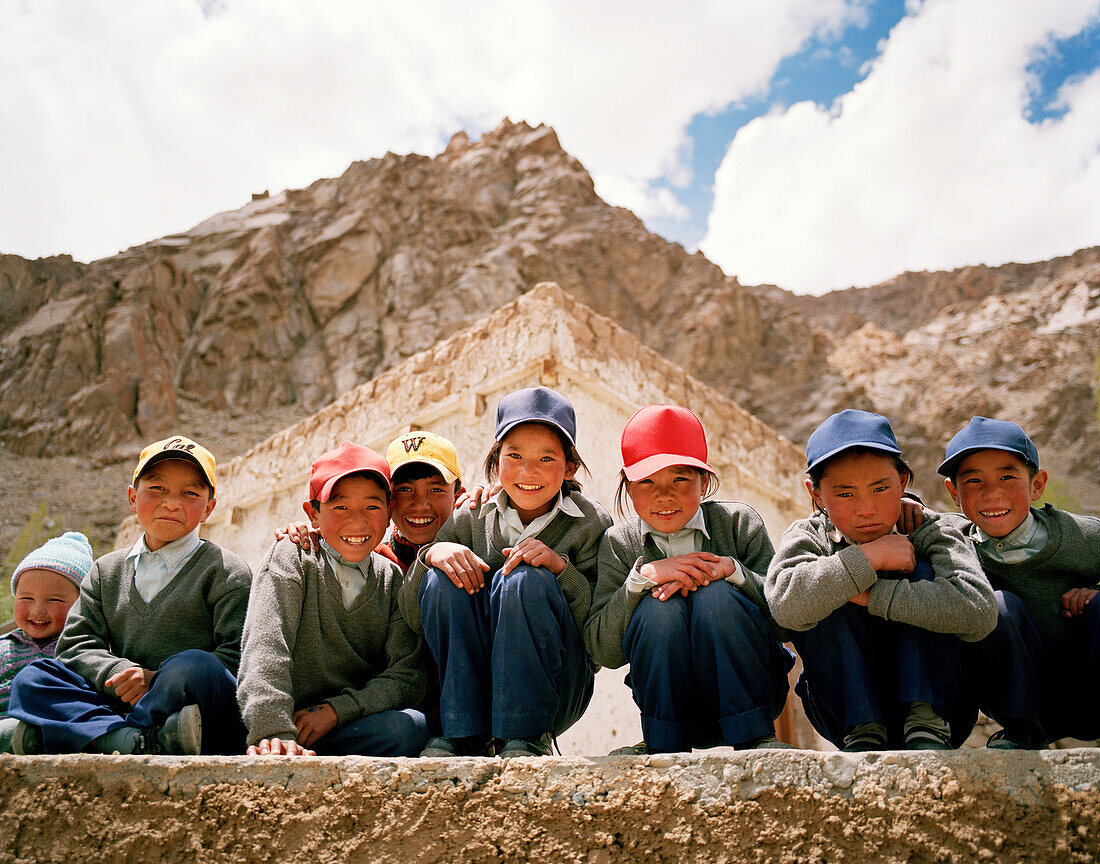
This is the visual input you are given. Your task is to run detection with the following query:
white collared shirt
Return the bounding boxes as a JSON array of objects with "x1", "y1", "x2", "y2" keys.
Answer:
[
  {"x1": 487, "y1": 489, "x2": 583, "y2": 547},
  {"x1": 626, "y1": 508, "x2": 745, "y2": 593},
  {"x1": 319, "y1": 540, "x2": 369, "y2": 610},
  {"x1": 126, "y1": 528, "x2": 204, "y2": 603}
]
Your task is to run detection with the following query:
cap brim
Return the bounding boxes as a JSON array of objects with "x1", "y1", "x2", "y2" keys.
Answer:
[
  {"x1": 937, "y1": 445, "x2": 1037, "y2": 477},
  {"x1": 392, "y1": 457, "x2": 459, "y2": 485},
  {"x1": 318, "y1": 468, "x2": 391, "y2": 502},
  {"x1": 496, "y1": 418, "x2": 576, "y2": 447},
  {"x1": 807, "y1": 441, "x2": 901, "y2": 473},
  {"x1": 623, "y1": 453, "x2": 715, "y2": 482},
  {"x1": 136, "y1": 451, "x2": 215, "y2": 491}
]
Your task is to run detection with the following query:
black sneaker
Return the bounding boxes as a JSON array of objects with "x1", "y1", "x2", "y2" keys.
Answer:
[
  {"x1": 744, "y1": 735, "x2": 795, "y2": 750},
  {"x1": 499, "y1": 733, "x2": 553, "y2": 758},
  {"x1": 842, "y1": 720, "x2": 887, "y2": 752},
  {"x1": 155, "y1": 704, "x2": 202, "y2": 755},
  {"x1": 11, "y1": 721, "x2": 44, "y2": 755},
  {"x1": 608, "y1": 741, "x2": 651, "y2": 756},
  {"x1": 987, "y1": 725, "x2": 1047, "y2": 750},
  {"x1": 420, "y1": 735, "x2": 493, "y2": 757}
]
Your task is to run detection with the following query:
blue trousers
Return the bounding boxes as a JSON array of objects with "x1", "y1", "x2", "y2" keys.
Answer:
[
  {"x1": 312, "y1": 709, "x2": 428, "y2": 756},
  {"x1": 419, "y1": 564, "x2": 593, "y2": 740},
  {"x1": 970, "y1": 590, "x2": 1100, "y2": 741},
  {"x1": 9, "y1": 650, "x2": 245, "y2": 754},
  {"x1": 623, "y1": 581, "x2": 793, "y2": 752},
  {"x1": 791, "y1": 559, "x2": 972, "y2": 748}
]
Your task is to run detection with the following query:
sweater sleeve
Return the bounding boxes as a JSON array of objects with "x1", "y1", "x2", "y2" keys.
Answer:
[
  {"x1": 326, "y1": 564, "x2": 426, "y2": 724},
  {"x1": 236, "y1": 540, "x2": 305, "y2": 745},
  {"x1": 866, "y1": 513, "x2": 997, "y2": 642},
  {"x1": 205, "y1": 548, "x2": 252, "y2": 676},
  {"x1": 555, "y1": 498, "x2": 614, "y2": 630},
  {"x1": 583, "y1": 528, "x2": 646, "y2": 669},
  {"x1": 765, "y1": 519, "x2": 879, "y2": 632},
  {"x1": 56, "y1": 557, "x2": 140, "y2": 693},
  {"x1": 723, "y1": 504, "x2": 774, "y2": 611}
]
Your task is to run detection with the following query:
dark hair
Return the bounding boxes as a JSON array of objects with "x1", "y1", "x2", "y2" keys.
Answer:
[
  {"x1": 392, "y1": 462, "x2": 462, "y2": 494},
  {"x1": 613, "y1": 466, "x2": 720, "y2": 519},
  {"x1": 309, "y1": 470, "x2": 391, "y2": 511},
  {"x1": 484, "y1": 422, "x2": 588, "y2": 495}
]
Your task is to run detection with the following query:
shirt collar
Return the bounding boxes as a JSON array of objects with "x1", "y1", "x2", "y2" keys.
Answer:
[
  {"x1": 974, "y1": 509, "x2": 1038, "y2": 547},
  {"x1": 127, "y1": 527, "x2": 203, "y2": 570},
  {"x1": 319, "y1": 539, "x2": 371, "y2": 575},
  {"x1": 487, "y1": 489, "x2": 583, "y2": 520},
  {"x1": 641, "y1": 506, "x2": 710, "y2": 542}
]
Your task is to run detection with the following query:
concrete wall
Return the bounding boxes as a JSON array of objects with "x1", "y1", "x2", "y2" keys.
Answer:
[{"x1": 2, "y1": 750, "x2": 1097, "y2": 862}]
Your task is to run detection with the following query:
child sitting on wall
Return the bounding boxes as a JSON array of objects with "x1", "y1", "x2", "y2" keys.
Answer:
[
  {"x1": 9, "y1": 437, "x2": 252, "y2": 755},
  {"x1": 237, "y1": 441, "x2": 428, "y2": 756}
]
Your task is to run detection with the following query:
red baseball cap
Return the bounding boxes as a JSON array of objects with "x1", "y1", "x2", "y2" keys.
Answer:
[
  {"x1": 308, "y1": 441, "x2": 391, "y2": 503},
  {"x1": 621, "y1": 405, "x2": 715, "y2": 482}
]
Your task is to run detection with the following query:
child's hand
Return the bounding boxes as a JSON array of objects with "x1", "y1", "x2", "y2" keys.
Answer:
[
  {"x1": 275, "y1": 521, "x2": 322, "y2": 551},
  {"x1": 1061, "y1": 587, "x2": 1097, "y2": 618},
  {"x1": 292, "y1": 703, "x2": 338, "y2": 747},
  {"x1": 896, "y1": 499, "x2": 926, "y2": 535},
  {"x1": 426, "y1": 542, "x2": 490, "y2": 593},
  {"x1": 247, "y1": 738, "x2": 316, "y2": 757},
  {"x1": 848, "y1": 589, "x2": 871, "y2": 607},
  {"x1": 859, "y1": 534, "x2": 915, "y2": 573},
  {"x1": 105, "y1": 666, "x2": 154, "y2": 705},
  {"x1": 455, "y1": 484, "x2": 502, "y2": 510},
  {"x1": 643, "y1": 554, "x2": 732, "y2": 601},
  {"x1": 501, "y1": 539, "x2": 567, "y2": 576}
]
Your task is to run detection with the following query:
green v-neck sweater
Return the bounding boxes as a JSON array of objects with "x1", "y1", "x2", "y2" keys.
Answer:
[
  {"x1": 237, "y1": 539, "x2": 425, "y2": 746},
  {"x1": 56, "y1": 541, "x2": 252, "y2": 693}
]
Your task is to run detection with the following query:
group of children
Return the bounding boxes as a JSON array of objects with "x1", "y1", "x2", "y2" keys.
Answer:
[{"x1": 1, "y1": 388, "x2": 1096, "y2": 758}]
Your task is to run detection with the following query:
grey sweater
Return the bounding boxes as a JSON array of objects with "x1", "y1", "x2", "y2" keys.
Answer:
[
  {"x1": 765, "y1": 510, "x2": 997, "y2": 642},
  {"x1": 237, "y1": 539, "x2": 425, "y2": 746},
  {"x1": 947, "y1": 505, "x2": 1100, "y2": 652},
  {"x1": 584, "y1": 501, "x2": 777, "y2": 670},
  {"x1": 400, "y1": 491, "x2": 613, "y2": 635},
  {"x1": 57, "y1": 541, "x2": 251, "y2": 692}
]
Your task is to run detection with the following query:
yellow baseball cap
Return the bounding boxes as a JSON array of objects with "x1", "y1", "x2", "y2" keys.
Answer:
[
  {"x1": 133, "y1": 436, "x2": 217, "y2": 493},
  {"x1": 386, "y1": 431, "x2": 462, "y2": 484}
]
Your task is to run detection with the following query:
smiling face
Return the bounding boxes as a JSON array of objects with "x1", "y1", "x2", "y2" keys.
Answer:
[
  {"x1": 497, "y1": 423, "x2": 577, "y2": 524},
  {"x1": 128, "y1": 458, "x2": 216, "y2": 551},
  {"x1": 305, "y1": 473, "x2": 392, "y2": 563},
  {"x1": 808, "y1": 451, "x2": 908, "y2": 544},
  {"x1": 390, "y1": 467, "x2": 458, "y2": 546},
  {"x1": 627, "y1": 465, "x2": 705, "y2": 533},
  {"x1": 945, "y1": 449, "x2": 1046, "y2": 538},
  {"x1": 13, "y1": 568, "x2": 80, "y2": 642}
]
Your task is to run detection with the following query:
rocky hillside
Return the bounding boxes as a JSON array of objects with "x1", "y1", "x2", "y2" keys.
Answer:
[{"x1": 1, "y1": 119, "x2": 1097, "y2": 562}]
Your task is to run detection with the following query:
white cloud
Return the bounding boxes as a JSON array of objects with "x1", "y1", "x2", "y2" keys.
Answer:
[
  {"x1": 701, "y1": 0, "x2": 1100, "y2": 294},
  {"x1": 0, "y1": 0, "x2": 862, "y2": 263},
  {"x1": 592, "y1": 174, "x2": 691, "y2": 224}
]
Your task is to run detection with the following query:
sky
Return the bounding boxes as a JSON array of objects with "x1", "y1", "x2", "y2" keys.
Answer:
[{"x1": 1, "y1": 0, "x2": 1098, "y2": 295}]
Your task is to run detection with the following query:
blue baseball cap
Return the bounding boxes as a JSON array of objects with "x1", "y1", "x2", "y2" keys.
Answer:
[
  {"x1": 805, "y1": 409, "x2": 903, "y2": 473},
  {"x1": 495, "y1": 386, "x2": 577, "y2": 446},
  {"x1": 937, "y1": 417, "x2": 1039, "y2": 478}
]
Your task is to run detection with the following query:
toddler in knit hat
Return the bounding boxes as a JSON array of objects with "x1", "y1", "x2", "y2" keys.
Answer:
[{"x1": 1, "y1": 532, "x2": 92, "y2": 715}]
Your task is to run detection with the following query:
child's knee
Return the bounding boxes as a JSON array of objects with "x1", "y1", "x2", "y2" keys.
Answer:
[
  {"x1": 155, "y1": 650, "x2": 225, "y2": 689},
  {"x1": 497, "y1": 564, "x2": 558, "y2": 603}
]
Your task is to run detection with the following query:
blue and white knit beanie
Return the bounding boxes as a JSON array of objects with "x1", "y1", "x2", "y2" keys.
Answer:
[{"x1": 11, "y1": 531, "x2": 93, "y2": 595}]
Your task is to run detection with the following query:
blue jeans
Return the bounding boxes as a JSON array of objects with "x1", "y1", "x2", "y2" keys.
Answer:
[
  {"x1": 623, "y1": 581, "x2": 793, "y2": 752},
  {"x1": 9, "y1": 649, "x2": 245, "y2": 754},
  {"x1": 790, "y1": 559, "x2": 971, "y2": 748},
  {"x1": 312, "y1": 709, "x2": 428, "y2": 756},
  {"x1": 419, "y1": 563, "x2": 593, "y2": 740},
  {"x1": 970, "y1": 590, "x2": 1100, "y2": 740}
]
